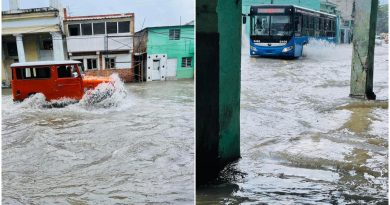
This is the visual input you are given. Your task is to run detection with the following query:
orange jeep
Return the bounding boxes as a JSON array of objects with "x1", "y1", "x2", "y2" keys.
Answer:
[{"x1": 11, "y1": 60, "x2": 112, "y2": 101}]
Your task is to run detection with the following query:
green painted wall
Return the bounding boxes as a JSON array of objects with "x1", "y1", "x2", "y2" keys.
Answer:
[
  {"x1": 196, "y1": 0, "x2": 241, "y2": 184},
  {"x1": 146, "y1": 25, "x2": 194, "y2": 79},
  {"x1": 217, "y1": 0, "x2": 242, "y2": 165}
]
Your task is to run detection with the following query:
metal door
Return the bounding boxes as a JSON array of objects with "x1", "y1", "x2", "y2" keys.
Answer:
[
  {"x1": 152, "y1": 59, "x2": 161, "y2": 80},
  {"x1": 167, "y1": 58, "x2": 177, "y2": 80},
  {"x1": 55, "y1": 65, "x2": 83, "y2": 99}
]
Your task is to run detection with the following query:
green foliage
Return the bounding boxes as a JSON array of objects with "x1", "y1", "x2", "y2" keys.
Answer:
[{"x1": 377, "y1": 4, "x2": 388, "y2": 33}]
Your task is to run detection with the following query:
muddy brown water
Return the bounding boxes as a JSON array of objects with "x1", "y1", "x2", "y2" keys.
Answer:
[
  {"x1": 197, "y1": 42, "x2": 388, "y2": 204},
  {"x1": 2, "y1": 80, "x2": 194, "y2": 204}
]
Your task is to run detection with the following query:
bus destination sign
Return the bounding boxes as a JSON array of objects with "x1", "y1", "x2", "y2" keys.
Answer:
[{"x1": 257, "y1": 8, "x2": 285, "y2": 13}]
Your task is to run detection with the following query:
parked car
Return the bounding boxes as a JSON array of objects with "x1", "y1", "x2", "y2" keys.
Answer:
[{"x1": 11, "y1": 60, "x2": 112, "y2": 101}]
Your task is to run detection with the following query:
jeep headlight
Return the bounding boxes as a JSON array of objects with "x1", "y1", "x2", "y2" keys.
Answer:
[
  {"x1": 282, "y1": 45, "x2": 294, "y2": 52},
  {"x1": 250, "y1": 46, "x2": 257, "y2": 51}
]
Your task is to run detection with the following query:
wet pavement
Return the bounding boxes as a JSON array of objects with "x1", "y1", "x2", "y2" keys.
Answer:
[
  {"x1": 197, "y1": 40, "x2": 388, "y2": 204},
  {"x1": 2, "y1": 80, "x2": 194, "y2": 204}
]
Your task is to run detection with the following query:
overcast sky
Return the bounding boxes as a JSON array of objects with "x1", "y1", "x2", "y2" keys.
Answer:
[{"x1": 1, "y1": 0, "x2": 194, "y2": 31}]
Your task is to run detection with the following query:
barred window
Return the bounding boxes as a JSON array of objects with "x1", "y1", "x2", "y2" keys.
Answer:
[
  {"x1": 81, "y1": 23, "x2": 92, "y2": 35},
  {"x1": 105, "y1": 58, "x2": 115, "y2": 69},
  {"x1": 181, "y1": 57, "x2": 192, "y2": 68},
  {"x1": 93, "y1": 23, "x2": 105, "y2": 35},
  {"x1": 169, "y1": 29, "x2": 180, "y2": 40},
  {"x1": 106, "y1": 22, "x2": 118, "y2": 34},
  {"x1": 87, "y1": 58, "x2": 97, "y2": 69},
  {"x1": 118, "y1": 21, "x2": 130, "y2": 33},
  {"x1": 69, "y1": 24, "x2": 81, "y2": 36}
]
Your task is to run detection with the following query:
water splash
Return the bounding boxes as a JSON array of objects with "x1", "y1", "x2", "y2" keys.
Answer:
[
  {"x1": 79, "y1": 73, "x2": 127, "y2": 109},
  {"x1": 16, "y1": 93, "x2": 48, "y2": 109},
  {"x1": 304, "y1": 39, "x2": 351, "y2": 60}
]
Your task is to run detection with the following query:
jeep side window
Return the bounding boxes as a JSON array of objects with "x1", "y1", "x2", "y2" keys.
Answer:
[
  {"x1": 57, "y1": 65, "x2": 72, "y2": 78},
  {"x1": 15, "y1": 67, "x2": 51, "y2": 80}
]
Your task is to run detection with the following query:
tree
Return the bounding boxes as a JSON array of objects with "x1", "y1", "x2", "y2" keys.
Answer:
[{"x1": 377, "y1": 4, "x2": 388, "y2": 34}]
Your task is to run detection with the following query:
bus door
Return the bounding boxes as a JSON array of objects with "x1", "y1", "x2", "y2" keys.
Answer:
[{"x1": 55, "y1": 64, "x2": 83, "y2": 99}]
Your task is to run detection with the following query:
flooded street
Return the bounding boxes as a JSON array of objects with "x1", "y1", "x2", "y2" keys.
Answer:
[
  {"x1": 2, "y1": 80, "x2": 194, "y2": 204},
  {"x1": 197, "y1": 39, "x2": 388, "y2": 204}
]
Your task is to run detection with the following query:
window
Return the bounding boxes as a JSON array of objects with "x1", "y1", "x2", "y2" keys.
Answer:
[
  {"x1": 314, "y1": 17, "x2": 319, "y2": 31},
  {"x1": 308, "y1": 16, "x2": 313, "y2": 30},
  {"x1": 105, "y1": 58, "x2": 115, "y2": 69},
  {"x1": 69, "y1": 24, "x2": 81, "y2": 36},
  {"x1": 41, "y1": 39, "x2": 53, "y2": 50},
  {"x1": 73, "y1": 59, "x2": 84, "y2": 72},
  {"x1": 169, "y1": 29, "x2": 180, "y2": 40},
  {"x1": 294, "y1": 15, "x2": 301, "y2": 32},
  {"x1": 93, "y1": 22, "x2": 105, "y2": 35},
  {"x1": 325, "y1": 19, "x2": 330, "y2": 31},
  {"x1": 15, "y1": 67, "x2": 51, "y2": 80},
  {"x1": 302, "y1": 15, "x2": 308, "y2": 35},
  {"x1": 6, "y1": 42, "x2": 18, "y2": 56},
  {"x1": 106, "y1": 22, "x2": 118, "y2": 34},
  {"x1": 118, "y1": 21, "x2": 130, "y2": 33},
  {"x1": 87, "y1": 59, "x2": 97, "y2": 69},
  {"x1": 58, "y1": 65, "x2": 77, "y2": 78},
  {"x1": 181, "y1": 57, "x2": 192, "y2": 68},
  {"x1": 252, "y1": 15, "x2": 270, "y2": 35},
  {"x1": 81, "y1": 23, "x2": 92, "y2": 35}
]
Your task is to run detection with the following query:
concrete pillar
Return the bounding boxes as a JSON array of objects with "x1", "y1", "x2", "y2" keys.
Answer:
[
  {"x1": 350, "y1": 0, "x2": 378, "y2": 100},
  {"x1": 51, "y1": 32, "x2": 65, "y2": 61},
  {"x1": 14, "y1": 34, "x2": 25, "y2": 62},
  {"x1": 196, "y1": 0, "x2": 242, "y2": 184}
]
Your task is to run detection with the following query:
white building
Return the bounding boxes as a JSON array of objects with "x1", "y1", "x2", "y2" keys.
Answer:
[
  {"x1": 2, "y1": 0, "x2": 66, "y2": 86},
  {"x1": 64, "y1": 12, "x2": 134, "y2": 78}
]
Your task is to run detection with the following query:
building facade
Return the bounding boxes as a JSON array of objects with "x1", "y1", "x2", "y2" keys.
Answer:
[
  {"x1": 64, "y1": 12, "x2": 135, "y2": 82},
  {"x1": 134, "y1": 24, "x2": 194, "y2": 81},
  {"x1": 2, "y1": 0, "x2": 66, "y2": 87},
  {"x1": 324, "y1": 0, "x2": 355, "y2": 44}
]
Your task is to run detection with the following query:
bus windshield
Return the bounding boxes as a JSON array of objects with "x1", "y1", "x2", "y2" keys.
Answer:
[{"x1": 251, "y1": 15, "x2": 292, "y2": 36}]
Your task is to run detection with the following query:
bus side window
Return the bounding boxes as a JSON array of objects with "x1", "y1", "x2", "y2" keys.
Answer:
[
  {"x1": 294, "y1": 15, "x2": 301, "y2": 33},
  {"x1": 309, "y1": 16, "x2": 314, "y2": 36},
  {"x1": 314, "y1": 17, "x2": 319, "y2": 37},
  {"x1": 302, "y1": 15, "x2": 307, "y2": 35}
]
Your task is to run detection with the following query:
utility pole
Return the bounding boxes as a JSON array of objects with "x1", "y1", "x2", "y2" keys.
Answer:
[{"x1": 350, "y1": 0, "x2": 378, "y2": 100}]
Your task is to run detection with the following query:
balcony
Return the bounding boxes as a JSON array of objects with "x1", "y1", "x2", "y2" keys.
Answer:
[{"x1": 66, "y1": 34, "x2": 132, "y2": 53}]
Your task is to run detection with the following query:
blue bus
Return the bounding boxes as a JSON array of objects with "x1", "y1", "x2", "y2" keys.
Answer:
[{"x1": 244, "y1": 5, "x2": 338, "y2": 58}]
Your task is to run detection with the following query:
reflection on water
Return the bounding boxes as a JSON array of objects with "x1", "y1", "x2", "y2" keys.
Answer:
[
  {"x1": 2, "y1": 80, "x2": 194, "y2": 204},
  {"x1": 197, "y1": 35, "x2": 388, "y2": 204}
]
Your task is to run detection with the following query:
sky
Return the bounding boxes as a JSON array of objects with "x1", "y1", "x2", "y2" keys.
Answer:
[{"x1": 1, "y1": 0, "x2": 194, "y2": 31}]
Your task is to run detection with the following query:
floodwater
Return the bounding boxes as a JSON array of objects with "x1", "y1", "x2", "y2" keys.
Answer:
[
  {"x1": 197, "y1": 37, "x2": 388, "y2": 203},
  {"x1": 2, "y1": 79, "x2": 194, "y2": 204}
]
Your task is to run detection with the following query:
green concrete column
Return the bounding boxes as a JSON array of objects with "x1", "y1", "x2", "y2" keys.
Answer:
[
  {"x1": 196, "y1": 0, "x2": 242, "y2": 185},
  {"x1": 350, "y1": 0, "x2": 378, "y2": 100}
]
